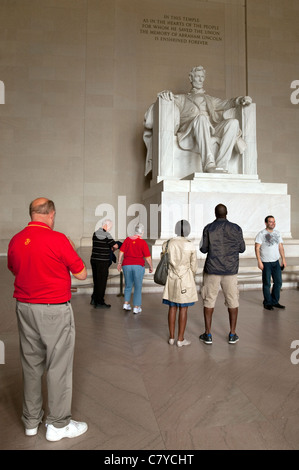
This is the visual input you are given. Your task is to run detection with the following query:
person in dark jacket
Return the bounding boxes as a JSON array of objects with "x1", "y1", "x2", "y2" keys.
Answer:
[
  {"x1": 90, "y1": 219, "x2": 120, "y2": 309},
  {"x1": 199, "y1": 204, "x2": 245, "y2": 344}
]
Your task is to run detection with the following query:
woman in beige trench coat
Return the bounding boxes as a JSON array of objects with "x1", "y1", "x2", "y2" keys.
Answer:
[{"x1": 162, "y1": 220, "x2": 198, "y2": 347}]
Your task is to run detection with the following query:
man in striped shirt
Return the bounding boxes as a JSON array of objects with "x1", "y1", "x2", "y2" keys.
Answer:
[{"x1": 90, "y1": 219, "x2": 119, "y2": 309}]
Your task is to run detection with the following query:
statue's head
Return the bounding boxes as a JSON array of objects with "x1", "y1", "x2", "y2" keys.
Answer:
[{"x1": 189, "y1": 66, "x2": 206, "y2": 84}]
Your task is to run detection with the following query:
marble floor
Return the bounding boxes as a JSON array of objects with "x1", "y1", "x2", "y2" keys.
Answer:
[{"x1": 1, "y1": 258, "x2": 299, "y2": 451}]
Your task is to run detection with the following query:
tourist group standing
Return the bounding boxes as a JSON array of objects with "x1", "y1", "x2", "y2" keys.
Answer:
[
  {"x1": 90, "y1": 207, "x2": 286, "y2": 349},
  {"x1": 7, "y1": 198, "x2": 286, "y2": 442}
]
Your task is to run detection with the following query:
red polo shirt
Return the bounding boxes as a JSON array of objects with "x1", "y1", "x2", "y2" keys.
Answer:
[
  {"x1": 7, "y1": 221, "x2": 85, "y2": 303},
  {"x1": 120, "y1": 235, "x2": 151, "y2": 266}
]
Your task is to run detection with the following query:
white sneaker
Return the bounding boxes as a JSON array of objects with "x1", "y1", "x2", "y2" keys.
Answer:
[
  {"x1": 25, "y1": 426, "x2": 38, "y2": 436},
  {"x1": 177, "y1": 339, "x2": 191, "y2": 347},
  {"x1": 168, "y1": 338, "x2": 175, "y2": 345},
  {"x1": 133, "y1": 307, "x2": 142, "y2": 315},
  {"x1": 123, "y1": 303, "x2": 131, "y2": 311},
  {"x1": 46, "y1": 420, "x2": 88, "y2": 442}
]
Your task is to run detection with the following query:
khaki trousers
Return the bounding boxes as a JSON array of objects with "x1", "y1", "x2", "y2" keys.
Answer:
[{"x1": 16, "y1": 301, "x2": 75, "y2": 429}]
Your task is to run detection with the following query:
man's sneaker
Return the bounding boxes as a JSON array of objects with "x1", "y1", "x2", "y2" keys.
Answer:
[
  {"x1": 25, "y1": 426, "x2": 38, "y2": 436},
  {"x1": 133, "y1": 307, "x2": 142, "y2": 315},
  {"x1": 123, "y1": 303, "x2": 131, "y2": 311},
  {"x1": 46, "y1": 420, "x2": 88, "y2": 442},
  {"x1": 199, "y1": 333, "x2": 212, "y2": 344},
  {"x1": 228, "y1": 333, "x2": 239, "y2": 344},
  {"x1": 273, "y1": 303, "x2": 285, "y2": 309}
]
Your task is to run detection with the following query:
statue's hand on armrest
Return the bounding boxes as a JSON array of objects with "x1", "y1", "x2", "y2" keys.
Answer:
[
  {"x1": 157, "y1": 90, "x2": 174, "y2": 101},
  {"x1": 236, "y1": 96, "x2": 252, "y2": 107}
]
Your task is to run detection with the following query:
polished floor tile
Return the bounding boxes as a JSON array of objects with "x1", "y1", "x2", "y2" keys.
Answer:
[{"x1": 0, "y1": 258, "x2": 299, "y2": 450}]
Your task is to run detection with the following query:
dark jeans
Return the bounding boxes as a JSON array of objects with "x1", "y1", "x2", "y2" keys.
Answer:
[
  {"x1": 262, "y1": 260, "x2": 282, "y2": 306},
  {"x1": 91, "y1": 260, "x2": 110, "y2": 305}
]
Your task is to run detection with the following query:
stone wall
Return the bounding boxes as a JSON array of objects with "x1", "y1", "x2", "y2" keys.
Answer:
[{"x1": 0, "y1": 0, "x2": 298, "y2": 252}]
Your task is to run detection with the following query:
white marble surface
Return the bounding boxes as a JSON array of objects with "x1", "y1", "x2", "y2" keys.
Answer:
[
  {"x1": 143, "y1": 173, "x2": 292, "y2": 243},
  {"x1": 189, "y1": 192, "x2": 291, "y2": 239}
]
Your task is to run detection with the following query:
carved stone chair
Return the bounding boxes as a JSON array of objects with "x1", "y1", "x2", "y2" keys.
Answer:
[{"x1": 144, "y1": 97, "x2": 258, "y2": 184}]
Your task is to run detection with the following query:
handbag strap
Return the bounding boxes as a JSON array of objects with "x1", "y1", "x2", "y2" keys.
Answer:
[{"x1": 162, "y1": 239, "x2": 170, "y2": 254}]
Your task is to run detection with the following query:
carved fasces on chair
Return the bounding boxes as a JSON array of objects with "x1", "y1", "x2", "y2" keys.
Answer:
[
  {"x1": 144, "y1": 97, "x2": 258, "y2": 182},
  {"x1": 235, "y1": 103, "x2": 258, "y2": 175}
]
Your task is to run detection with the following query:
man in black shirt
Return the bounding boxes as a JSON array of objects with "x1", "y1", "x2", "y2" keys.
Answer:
[{"x1": 90, "y1": 219, "x2": 119, "y2": 308}]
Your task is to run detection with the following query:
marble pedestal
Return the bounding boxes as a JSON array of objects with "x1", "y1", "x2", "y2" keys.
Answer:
[{"x1": 142, "y1": 173, "x2": 292, "y2": 259}]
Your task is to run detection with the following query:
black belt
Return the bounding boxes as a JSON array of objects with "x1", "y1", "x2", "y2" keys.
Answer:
[{"x1": 17, "y1": 301, "x2": 70, "y2": 305}]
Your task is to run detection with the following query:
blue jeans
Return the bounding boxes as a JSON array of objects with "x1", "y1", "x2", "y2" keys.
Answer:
[
  {"x1": 122, "y1": 265, "x2": 145, "y2": 306},
  {"x1": 262, "y1": 260, "x2": 282, "y2": 306}
]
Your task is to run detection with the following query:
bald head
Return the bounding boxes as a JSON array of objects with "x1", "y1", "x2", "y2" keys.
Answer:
[
  {"x1": 29, "y1": 198, "x2": 56, "y2": 228},
  {"x1": 215, "y1": 204, "x2": 227, "y2": 219}
]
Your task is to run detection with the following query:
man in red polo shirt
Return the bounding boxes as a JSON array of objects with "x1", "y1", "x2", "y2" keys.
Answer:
[{"x1": 7, "y1": 197, "x2": 88, "y2": 442}]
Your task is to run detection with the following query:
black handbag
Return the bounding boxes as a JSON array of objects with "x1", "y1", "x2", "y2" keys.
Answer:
[{"x1": 154, "y1": 240, "x2": 169, "y2": 286}]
